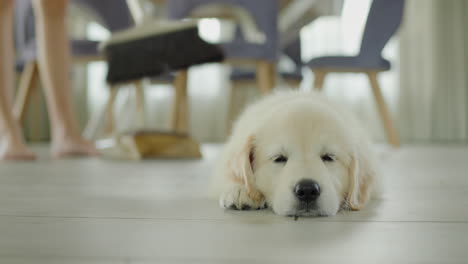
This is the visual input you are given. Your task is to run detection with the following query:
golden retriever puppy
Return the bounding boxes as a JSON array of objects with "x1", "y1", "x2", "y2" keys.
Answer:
[{"x1": 214, "y1": 91, "x2": 377, "y2": 217}]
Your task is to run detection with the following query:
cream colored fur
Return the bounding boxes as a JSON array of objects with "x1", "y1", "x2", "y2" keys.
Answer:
[{"x1": 213, "y1": 91, "x2": 377, "y2": 217}]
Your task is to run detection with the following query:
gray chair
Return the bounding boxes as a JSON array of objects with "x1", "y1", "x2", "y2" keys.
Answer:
[
  {"x1": 226, "y1": 37, "x2": 303, "y2": 131},
  {"x1": 167, "y1": 0, "x2": 280, "y2": 94},
  {"x1": 306, "y1": 0, "x2": 405, "y2": 147},
  {"x1": 230, "y1": 37, "x2": 303, "y2": 86},
  {"x1": 13, "y1": 0, "x2": 133, "y2": 123}
]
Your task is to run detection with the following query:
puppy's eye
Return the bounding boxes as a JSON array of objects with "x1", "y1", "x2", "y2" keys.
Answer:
[
  {"x1": 273, "y1": 155, "x2": 288, "y2": 163},
  {"x1": 321, "y1": 154, "x2": 335, "y2": 162}
]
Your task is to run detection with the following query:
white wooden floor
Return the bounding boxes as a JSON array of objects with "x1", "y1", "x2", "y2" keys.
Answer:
[{"x1": 0, "y1": 144, "x2": 467, "y2": 264}]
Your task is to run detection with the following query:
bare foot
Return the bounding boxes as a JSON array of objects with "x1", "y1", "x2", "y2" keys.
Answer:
[
  {"x1": 0, "y1": 140, "x2": 37, "y2": 161},
  {"x1": 51, "y1": 137, "x2": 99, "y2": 158}
]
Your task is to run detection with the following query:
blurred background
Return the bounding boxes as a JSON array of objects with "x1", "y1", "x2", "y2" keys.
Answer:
[{"x1": 17, "y1": 0, "x2": 468, "y2": 146}]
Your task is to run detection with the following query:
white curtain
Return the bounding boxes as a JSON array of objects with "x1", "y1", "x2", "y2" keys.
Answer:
[{"x1": 398, "y1": 0, "x2": 468, "y2": 143}]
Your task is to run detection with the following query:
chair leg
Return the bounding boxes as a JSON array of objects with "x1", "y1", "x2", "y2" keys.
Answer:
[
  {"x1": 13, "y1": 61, "x2": 39, "y2": 123},
  {"x1": 313, "y1": 69, "x2": 327, "y2": 91},
  {"x1": 104, "y1": 86, "x2": 118, "y2": 135},
  {"x1": 256, "y1": 60, "x2": 275, "y2": 95},
  {"x1": 171, "y1": 69, "x2": 189, "y2": 134},
  {"x1": 83, "y1": 102, "x2": 106, "y2": 140},
  {"x1": 133, "y1": 80, "x2": 146, "y2": 129},
  {"x1": 366, "y1": 71, "x2": 400, "y2": 147}
]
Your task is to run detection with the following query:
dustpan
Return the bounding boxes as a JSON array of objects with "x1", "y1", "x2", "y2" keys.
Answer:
[{"x1": 97, "y1": 130, "x2": 202, "y2": 160}]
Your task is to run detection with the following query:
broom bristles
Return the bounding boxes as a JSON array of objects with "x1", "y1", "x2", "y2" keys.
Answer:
[{"x1": 104, "y1": 26, "x2": 224, "y2": 84}]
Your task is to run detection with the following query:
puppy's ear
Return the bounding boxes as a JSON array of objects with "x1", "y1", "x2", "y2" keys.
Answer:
[
  {"x1": 226, "y1": 135, "x2": 264, "y2": 201},
  {"x1": 346, "y1": 146, "x2": 376, "y2": 210}
]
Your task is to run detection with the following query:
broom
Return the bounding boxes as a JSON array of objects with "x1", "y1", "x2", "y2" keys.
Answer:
[
  {"x1": 101, "y1": 20, "x2": 225, "y2": 84},
  {"x1": 97, "y1": 20, "x2": 223, "y2": 159}
]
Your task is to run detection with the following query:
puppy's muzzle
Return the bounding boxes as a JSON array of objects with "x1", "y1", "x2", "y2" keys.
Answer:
[{"x1": 294, "y1": 179, "x2": 321, "y2": 203}]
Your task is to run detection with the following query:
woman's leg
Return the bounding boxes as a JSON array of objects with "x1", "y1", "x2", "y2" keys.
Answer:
[
  {"x1": 0, "y1": 0, "x2": 36, "y2": 160},
  {"x1": 32, "y1": 0, "x2": 97, "y2": 157}
]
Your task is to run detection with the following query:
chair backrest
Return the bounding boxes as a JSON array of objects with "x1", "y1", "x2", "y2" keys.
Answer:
[
  {"x1": 76, "y1": 0, "x2": 134, "y2": 32},
  {"x1": 283, "y1": 37, "x2": 302, "y2": 68},
  {"x1": 14, "y1": 0, "x2": 133, "y2": 51},
  {"x1": 167, "y1": 0, "x2": 279, "y2": 61},
  {"x1": 358, "y1": 0, "x2": 404, "y2": 62},
  {"x1": 14, "y1": 0, "x2": 35, "y2": 53}
]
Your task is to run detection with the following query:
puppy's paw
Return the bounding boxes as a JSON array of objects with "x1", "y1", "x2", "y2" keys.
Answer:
[{"x1": 219, "y1": 184, "x2": 267, "y2": 210}]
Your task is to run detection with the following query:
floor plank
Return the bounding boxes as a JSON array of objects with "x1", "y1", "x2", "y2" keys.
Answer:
[
  {"x1": 0, "y1": 144, "x2": 467, "y2": 263},
  {"x1": 1, "y1": 216, "x2": 467, "y2": 263}
]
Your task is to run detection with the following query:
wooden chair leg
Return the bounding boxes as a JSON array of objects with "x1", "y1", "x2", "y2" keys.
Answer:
[
  {"x1": 13, "y1": 61, "x2": 39, "y2": 123},
  {"x1": 133, "y1": 80, "x2": 146, "y2": 129},
  {"x1": 83, "y1": 102, "x2": 106, "y2": 140},
  {"x1": 171, "y1": 70, "x2": 189, "y2": 134},
  {"x1": 285, "y1": 79, "x2": 302, "y2": 89},
  {"x1": 313, "y1": 69, "x2": 327, "y2": 91},
  {"x1": 366, "y1": 71, "x2": 400, "y2": 147},
  {"x1": 104, "y1": 86, "x2": 118, "y2": 135},
  {"x1": 256, "y1": 60, "x2": 275, "y2": 95}
]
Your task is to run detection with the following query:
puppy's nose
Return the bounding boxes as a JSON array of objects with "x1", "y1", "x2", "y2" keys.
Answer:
[{"x1": 294, "y1": 179, "x2": 321, "y2": 202}]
